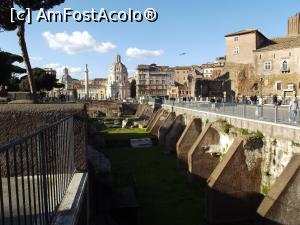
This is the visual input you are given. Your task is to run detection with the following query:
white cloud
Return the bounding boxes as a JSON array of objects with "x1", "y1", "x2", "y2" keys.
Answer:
[
  {"x1": 30, "y1": 56, "x2": 43, "y2": 61},
  {"x1": 126, "y1": 47, "x2": 163, "y2": 58},
  {"x1": 42, "y1": 31, "x2": 116, "y2": 54}
]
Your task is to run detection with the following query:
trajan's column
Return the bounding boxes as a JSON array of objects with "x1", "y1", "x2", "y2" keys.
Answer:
[{"x1": 84, "y1": 64, "x2": 89, "y2": 99}]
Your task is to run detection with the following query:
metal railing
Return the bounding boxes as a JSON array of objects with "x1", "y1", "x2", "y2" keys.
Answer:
[
  {"x1": 164, "y1": 100, "x2": 300, "y2": 126},
  {"x1": 0, "y1": 116, "x2": 75, "y2": 225}
]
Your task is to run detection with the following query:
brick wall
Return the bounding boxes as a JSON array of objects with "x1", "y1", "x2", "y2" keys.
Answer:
[{"x1": 0, "y1": 104, "x2": 87, "y2": 171}]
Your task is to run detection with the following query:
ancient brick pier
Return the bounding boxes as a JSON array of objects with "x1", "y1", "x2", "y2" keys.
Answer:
[{"x1": 143, "y1": 102, "x2": 300, "y2": 225}]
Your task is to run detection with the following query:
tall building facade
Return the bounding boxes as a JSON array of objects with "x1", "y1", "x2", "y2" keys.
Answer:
[
  {"x1": 106, "y1": 54, "x2": 130, "y2": 99},
  {"x1": 223, "y1": 12, "x2": 300, "y2": 100},
  {"x1": 225, "y1": 29, "x2": 271, "y2": 64},
  {"x1": 75, "y1": 78, "x2": 107, "y2": 100},
  {"x1": 173, "y1": 66, "x2": 195, "y2": 98},
  {"x1": 136, "y1": 64, "x2": 174, "y2": 97}
]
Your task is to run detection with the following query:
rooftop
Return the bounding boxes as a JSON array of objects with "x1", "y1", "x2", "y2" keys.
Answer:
[
  {"x1": 175, "y1": 66, "x2": 192, "y2": 70},
  {"x1": 255, "y1": 36, "x2": 300, "y2": 52},
  {"x1": 137, "y1": 64, "x2": 174, "y2": 72},
  {"x1": 224, "y1": 29, "x2": 258, "y2": 37}
]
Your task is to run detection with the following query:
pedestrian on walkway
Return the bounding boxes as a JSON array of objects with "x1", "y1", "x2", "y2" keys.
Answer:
[
  {"x1": 210, "y1": 98, "x2": 216, "y2": 111},
  {"x1": 273, "y1": 94, "x2": 278, "y2": 106},
  {"x1": 289, "y1": 96, "x2": 299, "y2": 123}
]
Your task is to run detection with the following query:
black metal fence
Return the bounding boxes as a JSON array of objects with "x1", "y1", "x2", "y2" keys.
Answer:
[{"x1": 0, "y1": 116, "x2": 75, "y2": 225}]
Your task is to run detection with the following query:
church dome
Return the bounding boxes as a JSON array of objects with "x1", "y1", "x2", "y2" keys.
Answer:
[
  {"x1": 106, "y1": 54, "x2": 130, "y2": 99},
  {"x1": 109, "y1": 55, "x2": 128, "y2": 74},
  {"x1": 60, "y1": 67, "x2": 73, "y2": 90},
  {"x1": 61, "y1": 67, "x2": 73, "y2": 83}
]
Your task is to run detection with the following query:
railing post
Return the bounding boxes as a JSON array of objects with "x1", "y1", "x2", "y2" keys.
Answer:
[
  {"x1": 260, "y1": 103, "x2": 264, "y2": 119},
  {"x1": 40, "y1": 131, "x2": 49, "y2": 224},
  {"x1": 274, "y1": 105, "x2": 278, "y2": 123},
  {"x1": 69, "y1": 117, "x2": 75, "y2": 174}
]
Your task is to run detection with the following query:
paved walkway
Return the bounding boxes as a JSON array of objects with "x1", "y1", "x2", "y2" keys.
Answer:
[{"x1": 164, "y1": 101, "x2": 300, "y2": 126}]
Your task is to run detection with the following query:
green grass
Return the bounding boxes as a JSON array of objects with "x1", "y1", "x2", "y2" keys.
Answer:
[{"x1": 101, "y1": 128, "x2": 205, "y2": 225}]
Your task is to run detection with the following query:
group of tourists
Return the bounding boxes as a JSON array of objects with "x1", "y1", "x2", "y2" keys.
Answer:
[{"x1": 208, "y1": 94, "x2": 299, "y2": 124}]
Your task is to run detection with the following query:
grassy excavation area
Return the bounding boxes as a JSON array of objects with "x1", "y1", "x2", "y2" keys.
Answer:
[{"x1": 100, "y1": 128, "x2": 205, "y2": 225}]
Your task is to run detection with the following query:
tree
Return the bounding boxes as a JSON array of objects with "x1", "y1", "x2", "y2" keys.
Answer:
[
  {"x1": 0, "y1": 50, "x2": 26, "y2": 85},
  {"x1": 0, "y1": 0, "x2": 65, "y2": 95},
  {"x1": 19, "y1": 67, "x2": 60, "y2": 92},
  {"x1": 8, "y1": 76, "x2": 21, "y2": 91}
]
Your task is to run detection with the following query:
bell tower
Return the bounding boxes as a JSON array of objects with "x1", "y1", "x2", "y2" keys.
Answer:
[{"x1": 288, "y1": 12, "x2": 300, "y2": 37}]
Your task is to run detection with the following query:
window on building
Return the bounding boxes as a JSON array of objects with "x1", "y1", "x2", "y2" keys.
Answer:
[
  {"x1": 162, "y1": 80, "x2": 165, "y2": 85},
  {"x1": 156, "y1": 80, "x2": 159, "y2": 85},
  {"x1": 275, "y1": 81, "x2": 282, "y2": 90},
  {"x1": 150, "y1": 80, "x2": 153, "y2": 84},
  {"x1": 253, "y1": 83, "x2": 258, "y2": 91},
  {"x1": 233, "y1": 47, "x2": 239, "y2": 54},
  {"x1": 282, "y1": 60, "x2": 289, "y2": 72},
  {"x1": 116, "y1": 76, "x2": 119, "y2": 80},
  {"x1": 264, "y1": 61, "x2": 272, "y2": 71},
  {"x1": 234, "y1": 36, "x2": 239, "y2": 42}
]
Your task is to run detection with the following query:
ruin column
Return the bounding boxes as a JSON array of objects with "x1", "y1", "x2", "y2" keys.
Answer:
[{"x1": 84, "y1": 64, "x2": 89, "y2": 99}]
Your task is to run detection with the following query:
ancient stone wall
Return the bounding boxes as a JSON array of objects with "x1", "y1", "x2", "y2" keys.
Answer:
[
  {"x1": 221, "y1": 62, "x2": 257, "y2": 97},
  {"x1": 0, "y1": 104, "x2": 87, "y2": 171},
  {"x1": 158, "y1": 112, "x2": 176, "y2": 145},
  {"x1": 257, "y1": 154, "x2": 300, "y2": 225},
  {"x1": 86, "y1": 101, "x2": 122, "y2": 117},
  {"x1": 188, "y1": 123, "x2": 222, "y2": 179},
  {"x1": 150, "y1": 110, "x2": 169, "y2": 136},
  {"x1": 147, "y1": 103, "x2": 300, "y2": 224},
  {"x1": 164, "y1": 115, "x2": 186, "y2": 154},
  {"x1": 176, "y1": 118, "x2": 202, "y2": 167},
  {"x1": 207, "y1": 138, "x2": 263, "y2": 223}
]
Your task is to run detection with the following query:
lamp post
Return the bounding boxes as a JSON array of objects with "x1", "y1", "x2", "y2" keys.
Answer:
[
  {"x1": 187, "y1": 73, "x2": 193, "y2": 101},
  {"x1": 260, "y1": 76, "x2": 264, "y2": 118}
]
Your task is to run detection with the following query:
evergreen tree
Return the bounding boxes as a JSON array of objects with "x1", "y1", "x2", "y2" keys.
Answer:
[
  {"x1": 19, "y1": 67, "x2": 60, "y2": 92},
  {"x1": 0, "y1": 50, "x2": 26, "y2": 85},
  {"x1": 0, "y1": 0, "x2": 65, "y2": 94}
]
